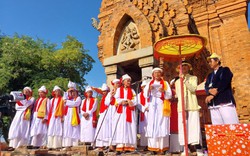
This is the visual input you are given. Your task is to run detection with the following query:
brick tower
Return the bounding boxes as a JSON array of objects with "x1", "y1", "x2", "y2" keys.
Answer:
[{"x1": 96, "y1": 0, "x2": 250, "y2": 122}]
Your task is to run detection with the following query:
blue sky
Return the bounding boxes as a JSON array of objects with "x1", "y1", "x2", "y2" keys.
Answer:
[
  {"x1": 0, "y1": 0, "x2": 106, "y2": 88},
  {"x1": 0, "y1": 1, "x2": 249, "y2": 89}
]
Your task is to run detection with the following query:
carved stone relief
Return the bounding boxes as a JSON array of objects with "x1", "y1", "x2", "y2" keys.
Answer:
[{"x1": 117, "y1": 20, "x2": 140, "y2": 54}]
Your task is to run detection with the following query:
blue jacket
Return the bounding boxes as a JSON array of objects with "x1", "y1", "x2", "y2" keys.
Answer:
[{"x1": 205, "y1": 66, "x2": 236, "y2": 107}]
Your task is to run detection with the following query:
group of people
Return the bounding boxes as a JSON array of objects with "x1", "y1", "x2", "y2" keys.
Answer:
[{"x1": 7, "y1": 53, "x2": 239, "y2": 155}]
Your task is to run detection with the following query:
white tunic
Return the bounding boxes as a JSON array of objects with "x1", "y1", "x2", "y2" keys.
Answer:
[
  {"x1": 105, "y1": 92, "x2": 117, "y2": 142},
  {"x1": 63, "y1": 97, "x2": 81, "y2": 139},
  {"x1": 113, "y1": 87, "x2": 137, "y2": 146},
  {"x1": 94, "y1": 95, "x2": 110, "y2": 147},
  {"x1": 143, "y1": 80, "x2": 172, "y2": 138},
  {"x1": 80, "y1": 98, "x2": 97, "y2": 143},
  {"x1": 8, "y1": 97, "x2": 35, "y2": 145},
  {"x1": 47, "y1": 98, "x2": 63, "y2": 137},
  {"x1": 30, "y1": 98, "x2": 50, "y2": 137}
]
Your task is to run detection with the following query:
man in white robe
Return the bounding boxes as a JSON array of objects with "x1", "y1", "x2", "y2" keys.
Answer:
[
  {"x1": 62, "y1": 81, "x2": 81, "y2": 150},
  {"x1": 94, "y1": 83, "x2": 110, "y2": 150},
  {"x1": 47, "y1": 86, "x2": 64, "y2": 149},
  {"x1": 105, "y1": 79, "x2": 121, "y2": 150},
  {"x1": 80, "y1": 86, "x2": 97, "y2": 144},
  {"x1": 143, "y1": 68, "x2": 172, "y2": 154},
  {"x1": 30, "y1": 86, "x2": 50, "y2": 148},
  {"x1": 8, "y1": 87, "x2": 35, "y2": 150},
  {"x1": 113, "y1": 74, "x2": 137, "y2": 153},
  {"x1": 175, "y1": 61, "x2": 201, "y2": 155},
  {"x1": 137, "y1": 81, "x2": 148, "y2": 148}
]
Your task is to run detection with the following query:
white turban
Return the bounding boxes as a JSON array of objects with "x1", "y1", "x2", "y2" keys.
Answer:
[
  {"x1": 101, "y1": 83, "x2": 109, "y2": 91},
  {"x1": 68, "y1": 81, "x2": 77, "y2": 90},
  {"x1": 122, "y1": 74, "x2": 131, "y2": 81},
  {"x1": 53, "y1": 85, "x2": 61, "y2": 91},
  {"x1": 38, "y1": 85, "x2": 47, "y2": 93},
  {"x1": 23, "y1": 87, "x2": 32, "y2": 92}
]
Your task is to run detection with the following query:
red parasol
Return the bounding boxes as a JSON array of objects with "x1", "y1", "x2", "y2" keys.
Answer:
[{"x1": 154, "y1": 34, "x2": 207, "y2": 156}]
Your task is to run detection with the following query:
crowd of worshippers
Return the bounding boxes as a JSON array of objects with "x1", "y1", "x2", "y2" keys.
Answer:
[{"x1": 7, "y1": 53, "x2": 239, "y2": 155}]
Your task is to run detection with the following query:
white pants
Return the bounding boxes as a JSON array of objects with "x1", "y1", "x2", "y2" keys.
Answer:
[
  {"x1": 62, "y1": 138, "x2": 79, "y2": 147},
  {"x1": 178, "y1": 111, "x2": 200, "y2": 145},
  {"x1": 209, "y1": 105, "x2": 239, "y2": 125},
  {"x1": 148, "y1": 136, "x2": 169, "y2": 152},
  {"x1": 47, "y1": 136, "x2": 62, "y2": 149},
  {"x1": 31, "y1": 134, "x2": 46, "y2": 147},
  {"x1": 9, "y1": 138, "x2": 29, "y2": 148}
]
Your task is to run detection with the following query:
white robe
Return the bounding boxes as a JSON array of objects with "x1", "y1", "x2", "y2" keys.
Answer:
[
  {"x1": 105, "y1": 92, "x2": 118, "y2": 145},
  {"x1": 30, "y1": 98, "x2": 50, "y2": 147},
  {"x1": 47, "y1": 98, "x2": 64, "y2": 148},
  {"x1": 62, "y1": 96, "x2": 81, "y2": 147},
  {"x1": 113, "y1": 87, "x2": 137, "y2": 151},
  {"x1": 94, "y1": 95, "x2": 110, "y2": 147},
  {"x1": 143, "y1": 80, "x2": 172, "y2": 151},
  {"x1": 137, "y1": 92, "x2": 148, "y2": 147},
  {"x1": 8, "y1": 97, "x2": 35, "y2": 148},
  {"x1": 80, "y1": 98, "x2": 97, "y2": 143}
]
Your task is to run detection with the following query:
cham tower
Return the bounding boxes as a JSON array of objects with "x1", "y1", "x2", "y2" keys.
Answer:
[{"x1": 96, "y1": 0, "x2": 250, "y2": 123}]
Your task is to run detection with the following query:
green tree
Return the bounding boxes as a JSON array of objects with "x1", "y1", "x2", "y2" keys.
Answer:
[{"x1": 0, "y1": 34, "x2": 95, "y2": 96}]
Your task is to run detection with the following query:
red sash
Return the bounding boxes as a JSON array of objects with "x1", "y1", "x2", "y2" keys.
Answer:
[
  {"x1": 117, "y1": 87, "x2": 135, "y2": 123},
  {"x1": 140, "y1": 91, "x2": 146, "y2": 122},
  {"x1": 99, "y1": 95, "x2": 108, "y2": 113},
  {"x1": 82, "y1": 97, "x2": 97, "y2": 127}
]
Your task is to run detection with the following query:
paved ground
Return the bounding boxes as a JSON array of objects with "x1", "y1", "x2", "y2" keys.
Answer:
[{"x1": 0, "y1": 145, "x2": 183, "y2": 156}]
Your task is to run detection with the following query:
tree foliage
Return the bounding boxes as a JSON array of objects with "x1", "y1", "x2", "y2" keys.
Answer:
[{"x1": 0, "y1": 34, "x2": 95, "y2": 97}]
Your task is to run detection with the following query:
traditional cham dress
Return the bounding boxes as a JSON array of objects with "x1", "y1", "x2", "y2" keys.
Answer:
[
  {"x1": 113, "y1": 86, "x2": 137, "y2": 152},
  {"x1": 8, "y1": 96, "x2": 35, "y2": 148},
  {"x1": 80, "y1": 97, "x2": 97, "y2": 143},
  {"x1": 62, "y1": 96, "x2": 81, "y2": 147},
  {"x1": 47, "y1": 96, "x2": 64, "y2": 148},
  {"x1": 30, "y1": 97, "x2": 50, "y2": 147},
  {"x1": 175, "y1": 74, "x2": 201, "y2": 146},
  {"x1": 143, "y1": 79, "x2": 172, "y2": 152}
]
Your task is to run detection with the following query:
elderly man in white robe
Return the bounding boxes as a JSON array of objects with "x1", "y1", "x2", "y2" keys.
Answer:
[
  {"x1": 47, "y1": 86, "x2": 64, "y2": 150},
  {"x1": 175, "y1": 61, "x2": 201, "y2": 156},
  {"x1": 8, "y1": 87, "x2": 35, "y2": 150},
  {"x1": 137, "y1": 80, "x2": 148, "y2": 149},
  {"x1": 62, "y1": 81, "x2": 81, "y2": 150},
  {"x1": 113, "y1": 74, "x2": 137, "y2": 153},
  {"x1": 94, "y1": 83, "x2": 110, "y2": 150},
  {"x1": 30, "y1": 86, "x2": 50, "y2": 148},
  {"x1": 143, "y1": 67, "x2": 172, "y2": 154},
  {"x1": 80, "y1": 86, "x2": 97, "y2": 144}
]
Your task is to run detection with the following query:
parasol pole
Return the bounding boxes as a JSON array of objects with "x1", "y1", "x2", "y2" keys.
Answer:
[{"x1": 179, "y1": 44, "x2": 189, "y2": 156}]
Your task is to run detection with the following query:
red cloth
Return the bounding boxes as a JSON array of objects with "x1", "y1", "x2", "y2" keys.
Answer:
[
  {"x1": 117, "y1": 86, "x2": 135, "y2": 123},
  {"x1": 99, "y1": 95, "x2": 108, "y2": 113},
  {"x1": 82, "y1": 97, "x2": 97, "y2": 127},
  {"x1": 140, "y1": 91, "x2": 146, "y2": 122}
]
